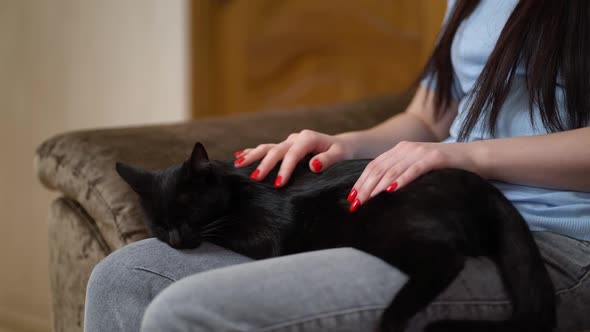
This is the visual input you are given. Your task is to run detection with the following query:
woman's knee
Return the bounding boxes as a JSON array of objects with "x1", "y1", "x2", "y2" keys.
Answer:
[
  {"x1": 87, "y1": 239, "x2": 165, "y2": 297},
  {"x1": 140, "y1": 274, "x2": 236, "y2": 332},
  {"x1": 85, "y1": 239, "x2": 174, "y2": 331},
  {"x1": 87, "y1": 239, "x2": 255, "y2": 331}
]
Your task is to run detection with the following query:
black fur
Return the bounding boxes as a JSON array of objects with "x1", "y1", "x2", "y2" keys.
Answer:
[{"x1": 116, "y1": 142, "x2": 556, "y2": 332}]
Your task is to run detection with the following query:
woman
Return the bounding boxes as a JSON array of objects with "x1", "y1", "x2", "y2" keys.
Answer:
[{"x1": 85, "y1": 1, "x2": 590, "y2": 331}]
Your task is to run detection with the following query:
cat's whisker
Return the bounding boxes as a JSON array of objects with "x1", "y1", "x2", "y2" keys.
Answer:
[
  {"x1": 201, "y1": 216, "x2": 231, "y2": 234},
  {"x1": 201, "y1": 215, "x2": 229, "y2": 230},
  {"x1": 200, "y1": 223, "x2": 230, "y2": 236},
  {"x1": 202, "y1": 222, "x2": 229, "y2": 234},
  {"x1": 202, "y1": 221, "x2": 225, "y2": 232},
  {"x1": 200, "y1": 227, "x2": 228, "y2": 237},
  {"x1": 201, "y1": 222, "x2": 229, "y2": 234}
]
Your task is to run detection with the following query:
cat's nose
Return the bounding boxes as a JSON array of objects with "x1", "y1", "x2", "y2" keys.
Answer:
[{"x1": 168, "y1": 229, "x2": 181, "y2": 248}]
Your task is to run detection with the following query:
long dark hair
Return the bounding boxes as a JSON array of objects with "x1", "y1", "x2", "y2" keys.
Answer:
[{"x1": 423, "y1": 0, "x2": 590, "y2": 141}]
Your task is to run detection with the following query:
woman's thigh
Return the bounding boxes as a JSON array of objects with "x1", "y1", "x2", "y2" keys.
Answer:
[
  {"x1": 84, "y1": 238, "x2": 252, "y2": 332},
  {"x1": 141, "y1": 232, "x2": 590, "y2": 332},
  {"x1": 141, "y1": 247, "x2": 405, "y2": 332},
  {"x1": 412, "y1": 232, "x2": 590, "y2": 331}
]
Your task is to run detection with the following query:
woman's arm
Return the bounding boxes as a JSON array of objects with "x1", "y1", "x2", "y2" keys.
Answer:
[
  {"x1": 340, "y1": 85, "x2": 459, "y2": 159},
  {"x1": 348, "y1": 90, "x2": 590, "y2": 211},
  {"x1": 236, "y1": 85, "x2": 458, "y2": 185},
  {"x1": 349, "y1": 124, "x2": 590, "y2": 212},
  {"x1": 470, "y1": 127, "x2": 590, "y2": 192}
]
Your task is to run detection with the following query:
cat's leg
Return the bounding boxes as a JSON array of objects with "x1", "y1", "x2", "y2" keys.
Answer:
[{"x1": 379, "y1": 247, "x2": 465, "y2": 332}]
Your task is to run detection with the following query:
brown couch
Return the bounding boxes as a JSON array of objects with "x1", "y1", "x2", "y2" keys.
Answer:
[{"x1": 35, "y1": 93, "x2": 410, "y2": 332}]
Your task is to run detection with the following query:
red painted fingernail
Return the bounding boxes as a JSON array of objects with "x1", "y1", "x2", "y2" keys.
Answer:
[
  {"x1": 347, "y1": 189, "x2": 357, "y2": 202},
  {"x1": 386, "y1": 182, "x2": 398, "y2": 193},
  {"x1": 250, "y1": 169, "x2": 260, "y2": 180},
  {"x1": 234, "y1": 157, "x2": 245, "y2": 165},
  {"x1": 234, "y1": 150, "x2": 243, "y2": 158},
  {"x1": 311, "y1": 159, "x2": 323, "y2": 172},
  {"x1": 350, "y1": 198, "x2": 361, "y2": 213},
  {"x1": 274, "y1": 176, "x2": 282, "y2": 188}
]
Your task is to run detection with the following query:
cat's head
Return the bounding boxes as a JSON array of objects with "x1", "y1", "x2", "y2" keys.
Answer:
[{"x1": 116, "y1": 142, "x2": 228, "y2": 249}]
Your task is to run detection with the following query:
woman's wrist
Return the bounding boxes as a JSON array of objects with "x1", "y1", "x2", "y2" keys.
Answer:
[
  {"x1": 335, "y1": 129, "x2": 396, "y2": 160},
  {"x1": 434, "y1": 141, "x2": 491, "y2": 179},
  {"x1": 463, "y1": 140, "x2": 491, "y2": 179},
  {"x1": 334, "y1": 131, "x2": 368, "y2": 159}
]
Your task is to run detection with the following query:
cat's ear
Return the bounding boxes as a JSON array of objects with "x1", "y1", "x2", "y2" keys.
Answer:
[
  {"x1": 115, "y1": 162, "x2": 153, "y2": 194},
  {"x1": 188, "y1": 142, "x2": 211, "y2": 175}
]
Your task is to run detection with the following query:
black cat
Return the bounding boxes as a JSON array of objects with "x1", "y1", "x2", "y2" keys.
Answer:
[{"x1": 116, "y1": 142, "x2": 556, "y2": 332}]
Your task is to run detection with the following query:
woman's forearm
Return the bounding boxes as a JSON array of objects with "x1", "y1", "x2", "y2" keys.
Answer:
[
  {"x1": 336, "y1": 112, "x2": 439, "y2": 159},
  {"x1": 337, "y1": 86, "x2": 459, "y2": 159},
  {"x1": 470, "y1": 127, "x2": 590, "y2": 192}
]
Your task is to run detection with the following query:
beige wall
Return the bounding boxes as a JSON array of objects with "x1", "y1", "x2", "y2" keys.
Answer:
[{"x1": 0, "y1": 0, "x2": 189, "y2": 330}]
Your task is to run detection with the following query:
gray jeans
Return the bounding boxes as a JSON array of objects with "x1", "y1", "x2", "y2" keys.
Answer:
[{"x1": 84, "y1": 232, "x2": 590, "y2": 332}]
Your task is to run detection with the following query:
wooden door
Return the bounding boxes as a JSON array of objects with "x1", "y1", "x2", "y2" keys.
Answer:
[{"x1": 191, "y1": 0, "x2": 446, "y2": 117}]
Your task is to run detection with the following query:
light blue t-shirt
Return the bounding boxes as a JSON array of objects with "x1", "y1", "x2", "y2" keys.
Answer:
[{"x1": 423, "y1": 0, "x2": 590, "y2": 240}]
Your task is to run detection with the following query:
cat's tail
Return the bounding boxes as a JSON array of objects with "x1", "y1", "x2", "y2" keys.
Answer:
[{"x1": 427, "y1": 194, "x2": 557, "y2": 332}]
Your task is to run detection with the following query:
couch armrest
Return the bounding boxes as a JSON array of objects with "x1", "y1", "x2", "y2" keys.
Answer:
[{"x1": 35, "y1": 93, "x2": 411, "y2": 250}]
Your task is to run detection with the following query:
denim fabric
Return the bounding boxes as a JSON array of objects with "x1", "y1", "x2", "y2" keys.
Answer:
[
  {"x1": 85, "y1": 232, "x2": 590, "y2": 332},
  {"x1": 84, "y1": 241, "x2": 252, "y2": 331}
]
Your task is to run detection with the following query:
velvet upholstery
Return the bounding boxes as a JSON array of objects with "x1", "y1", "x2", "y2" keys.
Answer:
[{"x1": 35, "y1": 93, "x2": 411, "y2": 332}]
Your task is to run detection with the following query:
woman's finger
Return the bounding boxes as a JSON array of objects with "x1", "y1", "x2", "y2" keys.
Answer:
[
  {"x1": 308, "y1": 143, "x2": 346, "y2": 173},
  {"x1": 353, "y1": 159, "x2": 408, "y2": 212},
  {"x1": 391, "y1": 162, "x2": 430, "y2": 192},
  {"x1": 234, "y1": 148, "x2": 253, "y2": 159},
  {"x1": 251, "y1": 142, "x2": 293, "y2": 182},
  {"x1": 275, "y1": 130, "x2": 326, "y2": 187},
  {"x1": 234, "y1": 144, "x2": 276, "y2": 167},
  {"x1": 354, "y1": 163, "x2": 389, "y2": 206},
  {"x1": 368, "y1": 165, "x2": 404, "y2": 198},
  {"x1": 347, "y1": 158, "x2": 386, "y2": 211}
]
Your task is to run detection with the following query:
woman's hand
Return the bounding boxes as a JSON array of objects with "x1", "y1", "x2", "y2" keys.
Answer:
[
  {"x1": 347, "y1": 141, "x2": 481, "y2": 212},
  {"x1": 234, "y1": 130, "x2": 357, "y2": 188}
]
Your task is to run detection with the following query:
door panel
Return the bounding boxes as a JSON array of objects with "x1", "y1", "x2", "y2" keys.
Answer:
[{"x1": 191, "y1": 0, "x2": 446, "y2": 117}]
